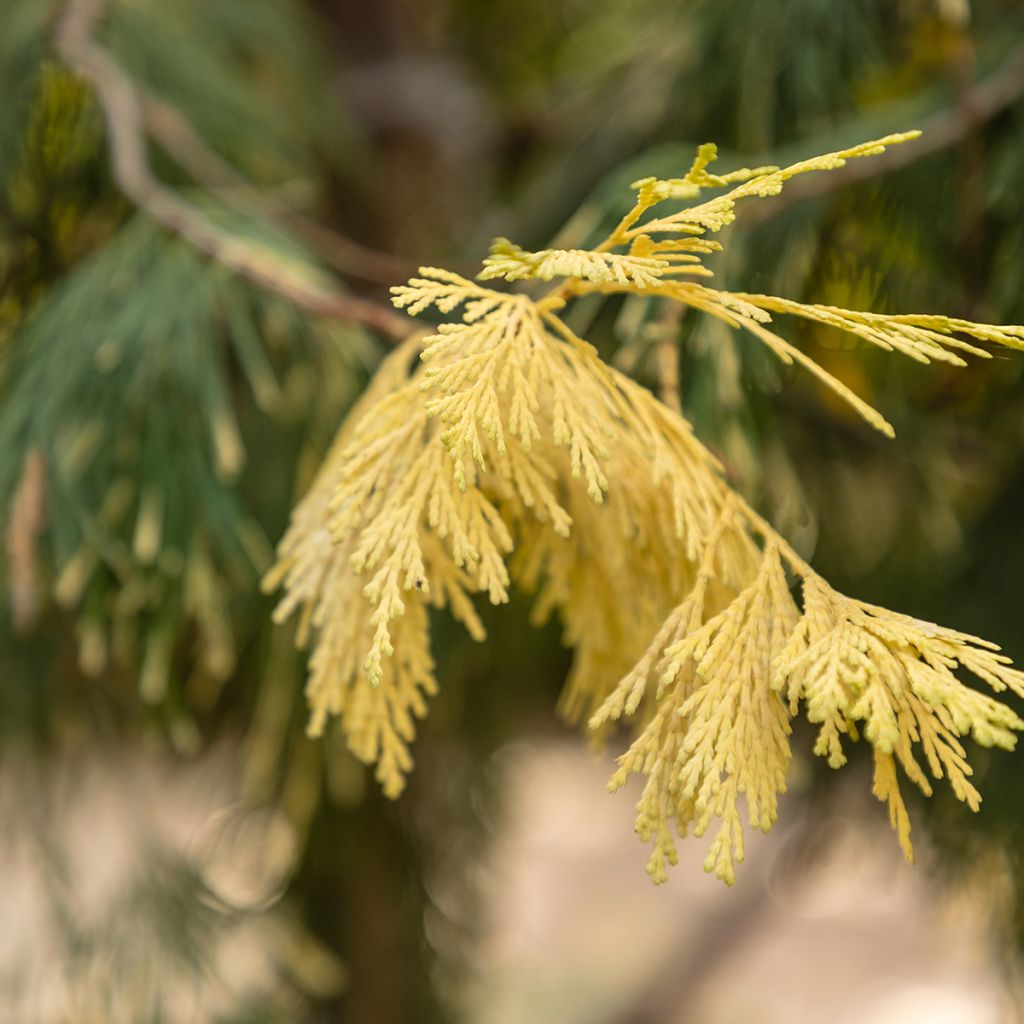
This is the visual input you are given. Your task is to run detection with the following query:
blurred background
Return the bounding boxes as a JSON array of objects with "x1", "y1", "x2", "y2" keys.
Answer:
[{"x1": 3, "y1": 0, "x2": 1024, "y2": 1020}]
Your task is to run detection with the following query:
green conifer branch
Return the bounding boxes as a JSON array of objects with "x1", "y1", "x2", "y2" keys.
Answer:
[{"x1": 55, "y1": 0, "x2": 414, "y2": 341}]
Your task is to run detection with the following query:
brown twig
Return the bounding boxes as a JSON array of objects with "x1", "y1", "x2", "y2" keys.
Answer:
[
  {"x1": 140, "y1": 92, "x2": 416, "y2": 286},
  {"x1": 289, "y1": 217, "x2": 417, "y2": 287},
  {"x1": 55, "y1": 0, "x2": 414, "y2": 341},
  {"x1": 742, "y1": 43, "x2": 1024, "y2": 226}
]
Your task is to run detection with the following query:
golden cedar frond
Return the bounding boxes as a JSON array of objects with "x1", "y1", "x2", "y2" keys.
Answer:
[
  {"x1": 270, "y1": 133, "x2": 1024, "y2": 878},
  {"x1": 479, "y1": 238, "x2": 670, "y2": 289}
]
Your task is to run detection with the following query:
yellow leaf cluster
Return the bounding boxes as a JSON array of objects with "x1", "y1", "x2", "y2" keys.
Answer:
[
  {"x1": 480, "y1": 238, "x2": 670, "y2": 289},
  {"x1": 269, "y1": 132, "x2": 1024, "y2": 880},
  {"x1": 775, "y1": 578, "x2": 1024, "y2": 859}
]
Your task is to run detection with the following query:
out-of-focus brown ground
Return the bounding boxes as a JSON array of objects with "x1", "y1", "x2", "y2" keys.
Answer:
[{"x1": 464, "y1": 740, "x2": 1018, "y2": 1024}]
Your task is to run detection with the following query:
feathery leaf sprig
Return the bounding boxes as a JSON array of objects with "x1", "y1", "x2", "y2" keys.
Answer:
[{"x1": 270, "y1": 132, "x2": 1024, "y2": 881}]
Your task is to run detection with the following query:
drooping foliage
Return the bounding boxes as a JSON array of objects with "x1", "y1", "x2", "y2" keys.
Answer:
[
  {"x1": 270, "y1": 134, "x2": 1024, "y2": 883},
  {"x1": 6, "y1": 0, "x2": 1024, "y2": 1017}
]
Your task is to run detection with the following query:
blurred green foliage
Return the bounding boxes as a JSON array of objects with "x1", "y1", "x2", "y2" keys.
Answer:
[{"x1": 3, "y1": 0, "x2": 1024, "y2": 1020}]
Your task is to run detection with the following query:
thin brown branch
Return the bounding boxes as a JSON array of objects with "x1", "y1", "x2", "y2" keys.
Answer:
[
  {"x1": 743, "y1": 42, "x2": 1024, "y2": 226},
  {"x1": 140, "y1": 92, "x2": 416, "y2": 286},
  {"x1": 290, "y1": 217, "x2": 417, "y2": 287},
  {"x1": 55, "y1": 0, "x2": 414, "y2": 341}
]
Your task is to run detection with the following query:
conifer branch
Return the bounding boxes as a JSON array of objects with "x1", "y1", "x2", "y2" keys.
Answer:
[
  {"x1": 139, "y1": 88, "x2": 416, "y2": 286},
  {"x1": 55, "y1": 0, "x2": 414, "y2": 341},
  {"x1": 268, "y1": 124, "x2": 1024, "y2": 881}
]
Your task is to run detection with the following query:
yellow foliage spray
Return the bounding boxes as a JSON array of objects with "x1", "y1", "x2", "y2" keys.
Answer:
[{"x1": 266, "y1": 133, "x2": 1024, "y2": 885}]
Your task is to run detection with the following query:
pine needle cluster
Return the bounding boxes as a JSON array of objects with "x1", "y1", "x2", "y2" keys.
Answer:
[{"x1": 269, "y1": 133, "x2": 1024, "y2": 883}]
